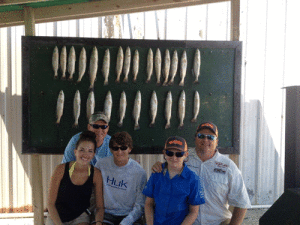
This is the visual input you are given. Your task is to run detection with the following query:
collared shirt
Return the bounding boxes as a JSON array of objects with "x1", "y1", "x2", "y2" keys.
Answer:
[
  {"x1": 61, "y1": 132, "x2": 112, "y2": 166},
  {"x1": 95, "y1": 156, "x2": 147, "y2": 225},
  {"x1": 187, "y1": 148, "x2": 251, "y2": 225},
  {"x1": 143, "y1": 163, "x2": 205, "y2": 225}
]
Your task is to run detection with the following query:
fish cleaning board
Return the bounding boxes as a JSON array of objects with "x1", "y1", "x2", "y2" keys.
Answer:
[{"x1": 22, "y1": 36, "x2": 241, "y2": 154}]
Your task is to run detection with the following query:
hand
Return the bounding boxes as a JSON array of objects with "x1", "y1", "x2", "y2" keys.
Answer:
[{"x1": 151, "y1": 161, "x2": 163, "y2": 173}]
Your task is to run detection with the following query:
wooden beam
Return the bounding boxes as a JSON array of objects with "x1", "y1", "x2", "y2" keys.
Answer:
[
  {"x1": 24, "y1": 7, "x2": 44, "y2": 224},
  {"x1": 0, "y1": 0, "x2": 229, "y2": 28},
  {"x1": 0, "y1": 0, "x2": 46, "y2": 6}
]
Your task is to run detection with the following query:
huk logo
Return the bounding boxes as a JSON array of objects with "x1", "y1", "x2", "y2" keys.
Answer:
[
  {"x1": 106, "y1": 176, "x2": 128, "y2": 190},
  {"x1": 168, "y1": 140, "x2": 183, "y2": 145}
]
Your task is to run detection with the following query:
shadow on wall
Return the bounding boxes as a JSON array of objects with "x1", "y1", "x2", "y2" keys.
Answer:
[{"x1": 243, "y1": 99, "x2": 284, "y2": 205}]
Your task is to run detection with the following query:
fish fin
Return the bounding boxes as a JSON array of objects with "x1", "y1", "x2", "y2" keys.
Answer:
[
  {"x1": 117, "y1": 121, "x2": 123, "y2": 127},
  {"x1": 134, "y1": 124, "x2": 140, "y2": 130},
  {"x1": 191, "y1": 118, "x2": 197, "y2": 123},
  {"x1": 165, "y1": 123, "x2": 170, "y2": 129},
  {"x1": 192, "y1": 69, "x2": 195, "y2": 77},
  {"x1": 123, "y1": 77, "x2": 128, "y2": 83}
]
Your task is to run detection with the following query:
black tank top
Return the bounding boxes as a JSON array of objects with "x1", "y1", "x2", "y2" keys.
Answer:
[{"x1": 55, "y1": 162, "x2": 94, "y2": 222}]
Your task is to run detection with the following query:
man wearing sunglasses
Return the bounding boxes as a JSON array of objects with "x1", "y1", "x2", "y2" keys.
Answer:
[
  {"x1": 95, "y1": 131, "x2": 147, "y2": 225},
  {"x1": 152, "y1": 122, "x2": 251, "y2": 225},
  {"x1": 62, "y1": 111, "x2": 112, "y2": 166}
]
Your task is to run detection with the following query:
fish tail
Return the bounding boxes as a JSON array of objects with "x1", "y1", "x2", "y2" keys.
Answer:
[
  {"x1": 191, "y1": 118, "x2": 197, "y2": 123},
  {"x1": 165, "y1": 123, "x2": 170, "y2": 129},
  {"x1": 162, "y1": 81, "x2": 168, "y2": 86},
  {"x1": 77, "y1": 78, "x2": 81, "y2": 83},
  {"x1": 56, "y1": 118, "x2": 61, "y2": 124},
  {"x1": 156, "y1": 81, "x2": 161, "y2": 86},
  {"x1": 61, "y1": 75, "x2": 66, "y2": 80},
  {"x1": 54, "y1": 73, "x2": 58, "y2": 79},
  {"x1": 168, "y1": 80, "x2": 174, "y2": 86},
  {"x1": 134, "y1": 124, "x2": 140, "y2": 130},
  {"x1": 123, "y1": 77, "x2": 128, "y2": 83},
  {"x1": 117, "y1": 121, "x2": 123, "y2": 127},
  {"x1": 104, "y1": 80, "x2": 108, "y2": 86},
  {"x1": 179, "y1": 80, "x2": 184, "y2": 86},
  {"x1": 73, "y1": 122, "x2": 79, "y2": 128},
  {"x1": 178, "y1": 123, "x2": 184, "y2": 129},
  {"x1": 133, "y1": 78, "x2": 137, "y2": 83},
  {"x1": 68, "y1": 76, "x2": 73, "y2": 81},
  {"x1": 115, "y1": 78, "x2": 120, "y2": 83},
  {"x1": 145, "y1": 78, "x2": 150, "y2": 83},
  {"x1": 149, "y1": 122, "x2": 155, "y2": 128},
  {"x1": 193, "y1": 79, "x2": 199, "y2": 84}
]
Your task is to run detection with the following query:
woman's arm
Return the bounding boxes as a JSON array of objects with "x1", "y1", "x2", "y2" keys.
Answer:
[
  {"x1": 181, "y1": 205, "x2": 199, "y2": 225},
  {"x1": 93, "y1": 168, "x2": 105, "y2": 225},
  {"x1": 47, "y1": 164, "x2": 65, "y2": 225},
  {"x1": 144, "y1": 197, "x2": 155, "y2": 225}
]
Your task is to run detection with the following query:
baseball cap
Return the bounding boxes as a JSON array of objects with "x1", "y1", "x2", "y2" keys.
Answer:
[
  {"x1": 196, "y1": 121, "x2": 218, "y2": 137},
  {"x1": 164, "y1": 136, "x2": 188, "y2": 152},
  {"x1": 89, "y1": 111, "x2": 109, "y2": 124}
]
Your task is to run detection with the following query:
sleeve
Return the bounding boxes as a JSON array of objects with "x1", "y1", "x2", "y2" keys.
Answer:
[
  {"x1": 120, "y1": 170, "x2": 148, "y2": 225},
  {"x1": 227, "y1": 162, "x2": 252, "y2": 209},
  {"x1": 188, "y1": 174, "x2": 205, "y2": 205},
  {"x1": 142, "y1": 173, "x2": 156, "y2": 198},
  {"x1": 61, "y1": 134, "x2": 78, "y2": 164}
]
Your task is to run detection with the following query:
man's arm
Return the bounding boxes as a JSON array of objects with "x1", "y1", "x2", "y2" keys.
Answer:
[
  {"x1": 61, "y1": 134, "x2": 79, "y2": 163},
  {"x1": 144, "y1": 197, "x2": 155, "y2": 225},
  {"x1": 181, "y1": 205, "x2": 199, "y2": 225},
  {"x1": 229, "y1": 207, "x2": 247, "y2": 225},
  {"x1": 120, "y1": 171, "x2": 147, "y2": 225}
]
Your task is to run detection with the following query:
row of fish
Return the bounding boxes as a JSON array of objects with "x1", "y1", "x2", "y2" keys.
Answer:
[
  {"x1": 52, "y1": 46, "x2": 201, "y2": 88},
  {"x1": 56, "y1": 90, "x2": 200, "y2": 130}
]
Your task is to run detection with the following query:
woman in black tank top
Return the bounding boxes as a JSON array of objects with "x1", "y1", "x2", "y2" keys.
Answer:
[{"x1": 46, "y1": 131, "x2": 105, "y2": 225}]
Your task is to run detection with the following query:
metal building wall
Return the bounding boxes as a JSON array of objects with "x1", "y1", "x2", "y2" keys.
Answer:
[{"x1": 0, "y1": 0, "x2": 295, "y2": 214}]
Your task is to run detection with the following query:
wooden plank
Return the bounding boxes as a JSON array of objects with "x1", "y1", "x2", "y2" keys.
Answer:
[
  {"x1": 0, "y1": 0, "x2": 229, "y2": 28},
  {"x1": 24, "y1": 6, "x2": 44, "y2": 224},
  {"x1": 0, "y1": 0, "x2": 46, "y2": 6}
]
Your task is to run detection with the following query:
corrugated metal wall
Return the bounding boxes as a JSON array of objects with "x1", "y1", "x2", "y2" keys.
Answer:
[{"x1": 0, "y1": 0, "x2": 296, "y2": 213}]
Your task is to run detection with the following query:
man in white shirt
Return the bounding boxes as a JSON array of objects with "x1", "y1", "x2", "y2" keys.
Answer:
[
  {"x1": 153, "y1": 122, "x2": 251, "y2": 225},
  {"x1": 95, "y1": 131, "x2": 147, "y2": 225}
]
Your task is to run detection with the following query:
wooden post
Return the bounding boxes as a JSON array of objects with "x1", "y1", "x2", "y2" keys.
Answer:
[
  {"x1": 23, "y1": 6, "x2": 44, "y2": 225},
  {"x1": 230, "y1": 0, "x2": 240, "y2": 168}
]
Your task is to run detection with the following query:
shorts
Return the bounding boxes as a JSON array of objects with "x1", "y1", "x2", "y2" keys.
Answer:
[{"x1": 46, "y1": 212, "x2": 90, "y2": 225}]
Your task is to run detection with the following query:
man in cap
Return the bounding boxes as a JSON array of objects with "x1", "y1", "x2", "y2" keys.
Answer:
[
  {"x1": 152, "y1": 121, "x2": 251, "y2": 225},
  {"x1": 62, "y1": 111, "x2": 112, "y2": 165}
]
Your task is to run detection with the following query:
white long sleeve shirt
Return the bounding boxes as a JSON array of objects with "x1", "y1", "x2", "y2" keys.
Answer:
[
  {"x1": 186, "y1": 148, "x2": 251, "y2": 225},
  {"x1": 95, "y1": 156, "x2": 147, "y2": 225}
]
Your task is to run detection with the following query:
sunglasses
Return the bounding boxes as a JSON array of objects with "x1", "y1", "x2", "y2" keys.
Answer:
[
  {"x1": 111, "y1": 146, "x2": 128, "y2": 151},
  {"x1": 90, "y1": 124, "x2": 108, "y2": 129},
  {"x1": 197, "y1": 133, "x2": 217, "y2": 141},
  {"x1": 165, "y1": 150, "x2": 185, "y2": 157}
]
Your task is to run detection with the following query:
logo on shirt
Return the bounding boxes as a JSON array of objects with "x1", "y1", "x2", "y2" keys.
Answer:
[
  {"x1": 214, "y1": 168, "x2": 226, "y2": 174},
  {"x1": 215, "y1": 161, "x2": 228, "y2": 168},
  {"x1": 106, "y1": 176, "x2": 127, "y2": 190}
]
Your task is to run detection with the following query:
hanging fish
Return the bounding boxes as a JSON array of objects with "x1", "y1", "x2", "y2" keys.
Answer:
[
  {"x1": 117, "y1": 91, "x2": 127, "y2": 127},
  {"x1": 102, "y1": 48, "x2": 110, "y2": 86},
  {"x1": 165, "y1": 91, "x2": 172, "y2": 129},
  {"x1": 73, "y1": 90, "x2": 81, "y2": 128},
  {"x1": 133, "y1": 91, "x2": 141, "y2": 130},
  {"x1": 60, "y1": 46, "x2": 67, "y2": 80},
  {"x1": 56, "y1": 90, "x2": 64, "y2": 124},
  {"x1": 132, "y1": 49, "x2": 139, "y2": 83},
  {"x1": 146, "y1": 48, "x2": 153, "y2": 83},
  {"x1": 115, "y1": 46, "x2": 124, "y2": 83},
  {"x1": 168, "y1": 50, "x2": 178, "y2": 85},
  {"x1": 52, "y1": 46, "x2": 59, "y2": 79},
  {"x1": 155, "y1": 48, "x2": 162, "y2": 85},
  {"x1": 123, "y1": 47, "x2": 131, "y2": 83},
  {"x1": 77, "y1": 47, "x2": 87, "y2": 83},
  {"x1": 68, "y1": 46, "x2": 76, "y2": 81},
  {"x1": 86, "y1": 91, "x2": 95, "y2": 121},
  {"x1": 179, "y1": 50, "x2": 187, "y2": 86},
  {"x1": 149, "y1": 91, "x2": 158, "y2": 127},
  {"x1": 104, "y1": 91, "x2": 113, "y2": 122},
  {"x1": 193, "y1": 49, "x2": 201, "y2": 84},
  {"x1": 89, "y1": 46, "x2": 98, "y2": 90},
  {"x1": 191, "y1": 91, "x2": 200, "y2": 123},
  {"x1": 178, "y1": 90, "x2": 186, "y2": 129},
  {"x1": 162, "y1": 49, "x2": 170, "y2": 86}
]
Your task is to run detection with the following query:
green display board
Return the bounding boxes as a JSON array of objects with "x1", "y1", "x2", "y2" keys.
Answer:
[{"x1": 22, "y1": 36, "x2": 241, "y2": 154}]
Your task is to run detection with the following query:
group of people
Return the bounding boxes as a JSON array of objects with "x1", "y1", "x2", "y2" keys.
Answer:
[{"x1": 46, "y1": 111, "x2": 251, "y2": 225}]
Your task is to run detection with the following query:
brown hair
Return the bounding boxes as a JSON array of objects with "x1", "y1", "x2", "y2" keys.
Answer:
[
  {"x1": 109, "y1": 131, "x2": 133, "y2": 149},
  {"x1": 75, "y1": 130, "x2": 97, "y2": 152}
]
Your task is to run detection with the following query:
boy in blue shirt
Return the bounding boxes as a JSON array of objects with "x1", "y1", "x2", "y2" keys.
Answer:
[{"x1": 143, "y1": 136, "x2": 205, "y2": 225}]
